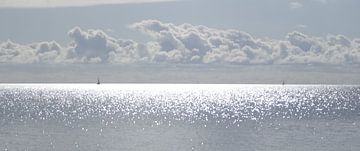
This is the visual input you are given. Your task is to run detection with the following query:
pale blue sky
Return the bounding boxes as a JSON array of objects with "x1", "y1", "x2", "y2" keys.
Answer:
[{"x1": 1, "y1": 0, "x2": 360, "y2": 44}]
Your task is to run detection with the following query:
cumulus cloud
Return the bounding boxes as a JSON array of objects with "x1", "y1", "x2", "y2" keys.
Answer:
[
  {"x1": 0, "y1": 40, "x2": 66, "y2": 64},
  {"x1": 66, "y1": 27, "x2": 149, "y2": 64},
  {"x1": 0, "y1": 0, "x2": 175, "y2": 8},
  {"x1": 0, "y1": 27, "x2": 149, "y2": 64},
  {"x1": 131, "y1": 20, "x2": 360, "y2": 65},
  {"x1": 1, "y1": 20, "x2": 360, "y2": 65}
]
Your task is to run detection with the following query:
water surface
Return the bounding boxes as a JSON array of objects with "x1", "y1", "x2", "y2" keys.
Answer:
[{"x1": 0, "y1": 84, "x2": 359, "y2": 150}]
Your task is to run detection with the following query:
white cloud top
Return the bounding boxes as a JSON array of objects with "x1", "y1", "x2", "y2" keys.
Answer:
[
  {"x1": 0, "y1": 0, "x2": 174, "y2": 8},
  {"x1": 1, "y1": 20, "x2": 360, "y2": 65}
]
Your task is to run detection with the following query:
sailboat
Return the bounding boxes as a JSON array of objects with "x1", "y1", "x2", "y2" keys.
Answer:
[
  {"x1": 282, "y1": 80, "x2": 285, "y2": 85},
  {"x1": 97, "y1": 77, "x2": 101, "y2": 85}
]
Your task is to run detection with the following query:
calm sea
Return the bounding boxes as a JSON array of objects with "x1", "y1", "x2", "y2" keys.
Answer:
[{"x1": 0, "y1": 84, "x2": 360, "y2": 151}]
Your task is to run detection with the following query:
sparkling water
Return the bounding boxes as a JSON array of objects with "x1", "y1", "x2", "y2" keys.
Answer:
[{"x1": 0, "y1": 84, "x2": 359, "y2": 150}]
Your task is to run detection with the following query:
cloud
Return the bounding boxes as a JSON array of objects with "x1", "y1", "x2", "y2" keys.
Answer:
[
  {"x1": 289, "y1": 1, "x2": 303, "y2": 9},
  {"x1": 0, "y1": 40, "x2": 66, "y2": 64},
  {"x1": 67, "y1": 27, "x2": 149, "y2": 64},
  {"x1": 1, "y1": 20, "x2": 360, "y2": 65},
  {"x1": 67, "y1": 27, "x2": 114, "y2": 63},
  {"x1": 131, "y1": 20, "x2": 262, "y2": 64},
  {"x1": 0, "y1": 0, "x2": 175, "y2": 8},
  {"x1": 131, "y1": 20, "x2": 360, "y2": 65}
]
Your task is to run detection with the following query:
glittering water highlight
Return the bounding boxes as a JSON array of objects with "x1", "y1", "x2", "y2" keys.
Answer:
[{"x1": 1, "y1": 84, "x2": 360, "y2": 150}]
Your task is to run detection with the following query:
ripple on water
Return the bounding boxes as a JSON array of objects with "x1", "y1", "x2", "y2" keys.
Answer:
[{"x1": 0, "y1": 84, "x2": 359, "y2": 127}]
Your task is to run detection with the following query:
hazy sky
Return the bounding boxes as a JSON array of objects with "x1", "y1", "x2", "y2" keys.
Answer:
[{"x1": 0, "y1": 0, "x2": 359, "y2": 83}]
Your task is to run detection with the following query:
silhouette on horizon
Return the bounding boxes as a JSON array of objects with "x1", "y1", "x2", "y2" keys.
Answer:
[{"x1": 97, "y1": 77, "x2": 100, "y2": 85}]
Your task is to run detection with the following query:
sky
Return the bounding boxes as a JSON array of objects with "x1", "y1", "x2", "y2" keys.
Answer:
[{"x1": 0, "y1": 0, "x2": 360, "y2": 83}]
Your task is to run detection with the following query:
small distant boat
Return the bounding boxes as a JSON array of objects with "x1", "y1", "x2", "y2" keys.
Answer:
[
  {"x1": 97, "y1": 77, "x2": 101, "y2": 85},
  {"x1": 282, "y1": 80, "x2": 285, "y2": 85}
]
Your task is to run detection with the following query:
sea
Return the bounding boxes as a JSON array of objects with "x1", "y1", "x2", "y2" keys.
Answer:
[{"x1": 0, "y1": 84, "x2": 359, "y2": 151}]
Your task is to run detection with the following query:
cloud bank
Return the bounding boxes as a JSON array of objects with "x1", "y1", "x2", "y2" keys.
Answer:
[
  {"x1": 1, "y1": 20, "x2": 360, "y2": 65},
  {"x1": 0, "y1": 0, "x2": 174, "y2": 8}
]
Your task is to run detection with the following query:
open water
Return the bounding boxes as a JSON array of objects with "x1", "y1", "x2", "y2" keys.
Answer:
[{"x1": 0, "y1": 84, "x2": 359, "y2": 151}]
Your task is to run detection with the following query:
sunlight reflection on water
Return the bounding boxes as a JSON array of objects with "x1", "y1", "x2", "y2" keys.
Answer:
[
  {"x1": 0, "y1": 84, "x2": 360, "y2": 150},
  {"x1": 1, "y1": 84, "x2": 359, "y2": 125}
]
